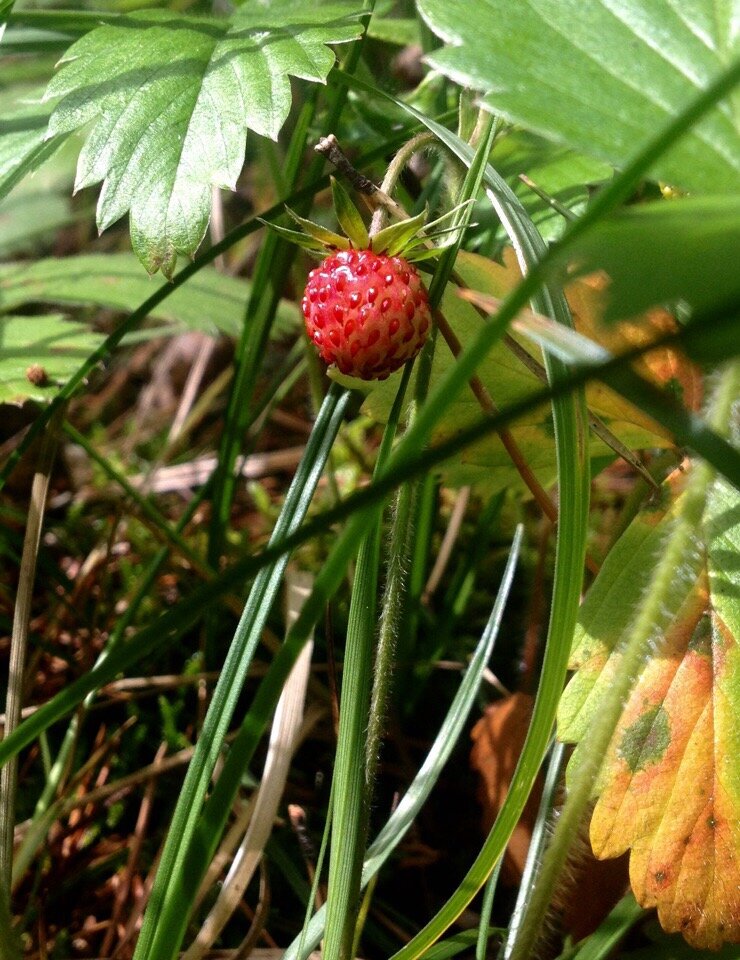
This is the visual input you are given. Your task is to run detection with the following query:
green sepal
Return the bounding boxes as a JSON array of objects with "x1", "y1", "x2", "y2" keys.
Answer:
[
  {"x1": 423, "y1": 199, "x2": 475, "y2": 233},
  {"x1": 257, "y1": 219, "x2": 328, "y2": 253},
  {"x1": 330, "y1": 176, "x2": 370, "y2": 249},
  {"x1": 370, "y1": 208, "x2": 428, "y2": 255},
  {"x1": 284, "y1": 207, "x2": 351, "y2": 250},
  {"x1": 404, "y1": 246, "x2": 444, "y2": 263}
]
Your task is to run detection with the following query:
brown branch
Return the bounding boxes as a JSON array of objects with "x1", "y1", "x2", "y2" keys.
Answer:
[{"x1": 434, "y1": 308, "x2": 559, "y2": 524}]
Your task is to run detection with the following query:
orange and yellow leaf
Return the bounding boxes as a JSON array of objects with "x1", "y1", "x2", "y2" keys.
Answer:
[{"x1": 558, "y1": 467, "x2": 740, "y2": 949}]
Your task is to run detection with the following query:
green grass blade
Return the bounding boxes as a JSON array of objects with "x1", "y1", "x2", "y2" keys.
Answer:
[
  {"x1": 283, "y1": 524, "x2": 524, "y2": 960},
  {"x1": 322, "y1": 362, "x2": 413, "y2": 960},
  {"x1": 1, "y1": 310, "x2": 737, "y2": 777},
  {"x1": 132, "y1": 383, "x2": 350, "y2": 960},
  {"x1": 322, "y1": 508, "x2": 382, "y2": 960},
  {"x1": 205, "y1": 96, "x2": 317, "y2": 579}
]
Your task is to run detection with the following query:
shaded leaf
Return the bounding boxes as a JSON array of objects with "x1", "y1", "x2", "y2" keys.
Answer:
[
  {"x1": 482, "y1": 129, "x2": 612, "y2": 244},
  {"x1": 334, "y1": 249, "x2": 700, "y2": 493},
  {"x1": 0, "y1": 253, "x2": 300, "y2": 338},
  {"x1": 0, "y1": 314, "x2": 104, "y2": 404},
  {"x1": 0, "y1": 189, "x2": 73, "y2": 258},
  {"x1": 366, "y1": 9, "x2": 419, "y2": 47},
  {"x1": 566, "y1": 196, "x2": 740, "y2": 322},
  {"x1": 0, "y1": 95, "x2": 66, "y2": 203},
  {"x1": 417, "y1": 0, "x2": 740, "y2": 194},
  {"x1": 43, "y1": 3, "x2": 364, "y2": 275},
  {"x1": 0, "y1": 130, "x2": 80, "y2": 257},
  {"x1": 558, "y1": 465, "x2": 740, "y2": 949}
]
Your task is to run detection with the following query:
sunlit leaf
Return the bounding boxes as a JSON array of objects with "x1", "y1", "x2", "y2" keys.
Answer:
[
  {"x1": 43, "y1": 3, "x2": 364, "y2": 275},
  {"x1": 0, "y1": 253, "x2": 300, "y2": 337},
  {"x1": 417, "y1": 0, "x2": 740, "y2": 194},
  {"x1": 558, "y1": 465, "x2": 740, "y2": 949},
  {"x1": 0, "y1": 314, "x2": 104, "y2": 404}
]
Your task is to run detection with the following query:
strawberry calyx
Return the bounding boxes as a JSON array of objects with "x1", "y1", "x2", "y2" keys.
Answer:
[
  {"x1": 260, "y1": 176, "x2": 470, "y2": 262},
  {"x1": 261, "y1": 176, "x2": 469, "y2": 381}
]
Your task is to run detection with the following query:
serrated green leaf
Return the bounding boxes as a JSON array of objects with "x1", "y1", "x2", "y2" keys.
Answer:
[
  {"x1": 371, "y1": 208, "x2": 427, "y2": 254},
  {"x1": 0, "y1": 95, "x2": 67, "y2": 203},
  {"x1": 418, "y1": 0, "x2": 740, "y2": 194},
  {"x1": 0, "y1": 253, "x2": 300, "y2": 337},
  {"x1": 566, "y1": 196, "x2": 740, "y2": 322},
  {"x1": 331, "y1": 175, "x2": 370, "y2": 248},
  {"x1": 0, "y1": 314, "x2": 104, "y2": 404},
  {"x1": 43, "y1": 3, "x2": 364, "y2": 275},
  {"x1": 284, "y1": 206, "x2": 350, "y2": 249}
]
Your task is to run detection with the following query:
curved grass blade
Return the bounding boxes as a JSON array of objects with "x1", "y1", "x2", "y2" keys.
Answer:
[
  {"x1": 132, "y1": 384, "x2": 350, "y2": 960},
  {"x1": 282, "y1": 525, "x2": 524, "y2": 960},
  {"x1": 0, "y1": 306, "x2": 738, "y2": 776}
]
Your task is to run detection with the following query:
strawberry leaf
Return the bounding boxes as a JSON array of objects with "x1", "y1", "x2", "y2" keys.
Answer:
[
  {"x1": 43, "y1": 3, "x2": 364, "y2": 276},
  {"x1": 558, "y1": 465, "x2": 740, "y2": 949},
  {"x1": 417, "y1": 0, "x2": 740, "y2": 195},
  {"x1": 0, "y1": 314, "x2": 104, "y2": 405}
]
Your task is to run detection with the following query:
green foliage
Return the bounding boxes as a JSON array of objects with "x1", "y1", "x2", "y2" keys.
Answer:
[
  {"x1": 0, "y1": 314, "x2": 104, "y2": 404},
  {"x1": 418, "y1": 0, "x2": 740, "y2": 194},
  {"x1": 565, "y1": 196, "x2": 740, "y2": 321},
  {"x1": 0, "y1": 253, "x2": 300, "y2": 337},
  {"x1": 0, "y1": 97, "x2": 64, "y2": 203},
  {"x1": 43, "y1": 3, "x2": 364, "y2": 275},
  {"x1": 2, "y1": 2, "x2": 739, "y2": 959}
]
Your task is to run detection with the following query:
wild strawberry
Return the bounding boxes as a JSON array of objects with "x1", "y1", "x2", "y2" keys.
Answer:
[
  {"x1": 301, "y1": 249, "x2": 431, "y2": 381},
  {"x1": 261, "y1": 175, "x2": 466, "y2": 380}
]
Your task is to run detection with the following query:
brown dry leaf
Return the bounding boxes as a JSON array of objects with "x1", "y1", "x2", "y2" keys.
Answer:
[
  {"x1": 471, "y1": 693, "x2": 629, "y2": 938},
  {"x1": 470, "y1": 692, "x2": 541, "y2": 884}
]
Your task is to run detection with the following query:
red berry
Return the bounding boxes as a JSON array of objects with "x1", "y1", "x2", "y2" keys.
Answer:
[{"x1": 302, "y1": 250, "x2": 431, "y2": 381}]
